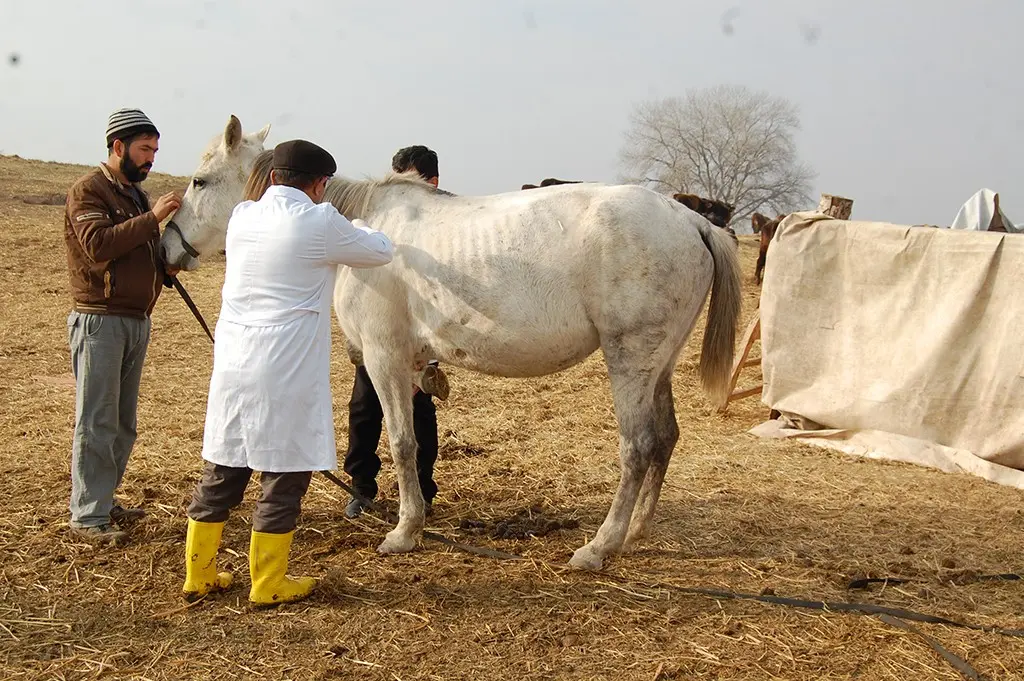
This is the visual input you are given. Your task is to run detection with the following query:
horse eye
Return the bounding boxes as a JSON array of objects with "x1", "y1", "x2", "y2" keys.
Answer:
[{"x1": 192, "y1": 177, "x2": 206, "y2": 189}]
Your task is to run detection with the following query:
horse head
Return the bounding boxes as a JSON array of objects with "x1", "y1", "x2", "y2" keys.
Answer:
[{"x1": 160, "y1": 114, "x2": 270, "y2": 271}]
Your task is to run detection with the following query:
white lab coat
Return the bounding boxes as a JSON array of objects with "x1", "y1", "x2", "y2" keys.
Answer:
[{"x1": 201, "y1": 185, "x2": 394, "y2": 472}]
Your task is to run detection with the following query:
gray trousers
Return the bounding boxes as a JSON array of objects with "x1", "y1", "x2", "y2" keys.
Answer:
[
  {"x1": 67, "y1": 311, "x2": 151, "y2": 529},
  {"x1": 187, "y1": 461, "x2": 313, "y2": 534}
]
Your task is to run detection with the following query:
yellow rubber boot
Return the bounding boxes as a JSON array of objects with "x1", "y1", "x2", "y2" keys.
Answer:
[
  {"x1": 248, "y1": 530, "x2": 317, "y2": 607},
  {"x1": 182, "y1": 519, "x2": 234, "y2": 601}
]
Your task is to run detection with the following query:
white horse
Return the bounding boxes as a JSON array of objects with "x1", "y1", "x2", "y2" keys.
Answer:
[{"x1": 162, "y1": 115, "x2": 743, "y2": 570}]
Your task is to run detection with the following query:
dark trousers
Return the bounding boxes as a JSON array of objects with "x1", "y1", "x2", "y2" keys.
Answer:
[
  {"x1": 187, "y1": 461, "x2": 312, "y2": 534},
  {"x1": 343, "y1": 365, "x2": 439, "y2": 503}
]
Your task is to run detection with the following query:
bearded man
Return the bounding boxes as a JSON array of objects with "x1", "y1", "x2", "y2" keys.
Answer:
[{"x1": 62, "y1": 108, "x2": 182, "y2": 545}]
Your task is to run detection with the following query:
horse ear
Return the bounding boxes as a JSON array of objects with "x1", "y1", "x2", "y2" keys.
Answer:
[
  {"x1": 223, "y1": 114, "x2": 243, "y2": 151},
  {"x1": 255, "y1": 123, "x2": 271, "y2": 144}
]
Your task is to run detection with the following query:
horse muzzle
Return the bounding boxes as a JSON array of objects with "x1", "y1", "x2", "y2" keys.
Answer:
[{"x1": 160, "y1": 221, "x2": 201, "y2": 272}]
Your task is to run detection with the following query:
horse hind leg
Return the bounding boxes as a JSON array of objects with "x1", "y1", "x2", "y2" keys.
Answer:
[
  {"x1": 569, "y1": 359, "x2": 664, "y2": 571},
  {"x1": 623, "y1": 369, "x2": 679, "y2": 551}
]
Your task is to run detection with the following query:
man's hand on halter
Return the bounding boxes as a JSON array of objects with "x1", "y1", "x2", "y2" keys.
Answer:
[{"x1": 153, "y1": 191, "x2": 182, "y2": 222}]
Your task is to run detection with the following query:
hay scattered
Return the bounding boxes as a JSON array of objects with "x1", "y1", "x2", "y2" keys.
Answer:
[{"x1": 1, "y1": 153, "x2": 1022, "y2": 679}]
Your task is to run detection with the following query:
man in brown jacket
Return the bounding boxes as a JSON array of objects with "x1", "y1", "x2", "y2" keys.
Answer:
[{"x1": 64, "y1": 108, "x2": 182, "y2": 544}]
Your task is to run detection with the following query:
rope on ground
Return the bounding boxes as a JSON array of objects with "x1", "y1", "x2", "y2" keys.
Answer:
[
  {"x1": 318, "y1": 470, "x2": 1021, "y2": 680},
  {"x1": 318, "y1": 471, "x2": 1023, "y2": 637}
]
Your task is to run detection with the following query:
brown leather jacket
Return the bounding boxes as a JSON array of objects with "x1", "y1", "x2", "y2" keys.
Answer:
[{"x1": 63, "y1": 164, "x2": 164, "y2": 319}]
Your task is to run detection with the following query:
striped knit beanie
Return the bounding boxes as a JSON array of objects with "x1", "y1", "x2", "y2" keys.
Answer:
[{"x1": 105, "y1": 108, "x2": 159, "y2": 146}]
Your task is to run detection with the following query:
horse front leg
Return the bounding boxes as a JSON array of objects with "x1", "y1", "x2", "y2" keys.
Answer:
[{"x1": 362, "y1": 353, "x2": 424, "y2": 555}]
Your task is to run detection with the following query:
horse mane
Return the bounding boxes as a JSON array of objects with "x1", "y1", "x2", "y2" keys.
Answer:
[
  {"x1": 241, "y1": 159, "x2": 437, "y2": 220},
  {"x1": 321, "y1": 170, "x2": 437, "y2": 220}
]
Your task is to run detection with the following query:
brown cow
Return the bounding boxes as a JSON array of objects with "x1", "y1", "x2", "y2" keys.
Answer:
[{"x1": 752, "y1": 212, "x2": 786, "y2": 285}]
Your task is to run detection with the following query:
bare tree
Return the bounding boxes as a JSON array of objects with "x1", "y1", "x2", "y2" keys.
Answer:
[{"x1": 618, "y1": 85, "x2": 816, "y2": 229}]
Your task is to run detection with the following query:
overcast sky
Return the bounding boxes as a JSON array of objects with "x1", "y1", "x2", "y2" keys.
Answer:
[{"x1": 1, "y1": 0, "x2": 1020, "y2": 229}]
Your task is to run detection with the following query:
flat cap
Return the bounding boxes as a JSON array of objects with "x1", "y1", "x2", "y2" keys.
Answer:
[{"x1": 272, "y1": 139, "x2": 337, "y2": 177}]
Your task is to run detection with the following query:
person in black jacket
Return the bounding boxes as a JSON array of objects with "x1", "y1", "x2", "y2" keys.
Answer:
[{"x1": 342, "y1": 145, "x2": 450, "y2": 518}]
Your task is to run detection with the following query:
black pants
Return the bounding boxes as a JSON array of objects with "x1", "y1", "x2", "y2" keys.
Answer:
[
  {"x1": 187, "y1": 461, "x2": 312, "y2": 534},
  {"x1": 343, "y1": 365, "x2": 439, "y2": 503}
]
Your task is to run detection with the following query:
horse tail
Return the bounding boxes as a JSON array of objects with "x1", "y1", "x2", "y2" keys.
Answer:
[{"x1": 692, "y1": 219, "x2": 743, "y2": 406}]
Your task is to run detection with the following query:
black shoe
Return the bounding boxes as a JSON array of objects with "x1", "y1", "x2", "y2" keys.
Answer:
[
  {"x1": 110, "y1": 504, "x2": 145, "y2": 526},
  {"x1": 344, "y1": 497, "x2": 372, "y2": 519},
  {"x1": 345, "y1": 496, "x2": 431, "y2": 519}
]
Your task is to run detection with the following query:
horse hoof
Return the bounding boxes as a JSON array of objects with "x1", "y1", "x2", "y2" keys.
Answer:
[
  {"x1": 568, "y1": 546, "x2": 604, "y2": 571},
  {"x1": 377, "y1": 532, "x2": 416, "y2": 555}
]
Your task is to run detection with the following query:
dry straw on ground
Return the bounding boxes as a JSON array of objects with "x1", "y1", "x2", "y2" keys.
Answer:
[{"x1": 0, "y1": 154, "x2": 1022, "y2": 680}]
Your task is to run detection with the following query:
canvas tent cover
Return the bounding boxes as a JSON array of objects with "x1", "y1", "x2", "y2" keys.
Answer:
[{"x1": 752, "y1": 212, "x2": 1024, "y2": 489}]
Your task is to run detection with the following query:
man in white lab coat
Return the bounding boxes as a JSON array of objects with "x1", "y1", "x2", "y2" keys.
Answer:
[{"x1": 180, "y1": 139, "x2": 395, "y2": 606}]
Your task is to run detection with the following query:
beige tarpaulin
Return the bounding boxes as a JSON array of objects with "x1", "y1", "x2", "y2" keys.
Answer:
[{"x1": 752, "y1": 211, "x2": 1024, "y2": 489}]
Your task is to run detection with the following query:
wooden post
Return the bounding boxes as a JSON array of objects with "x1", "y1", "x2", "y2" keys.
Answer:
[
  {"x1": 718, "y1": 311, "x2": 763, "y2": 413},
  {"x1": 817, "y1": 194, "x2": 854, "y2": 220}
]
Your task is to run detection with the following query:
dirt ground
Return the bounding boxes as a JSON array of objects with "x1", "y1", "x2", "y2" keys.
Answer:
[{"x1": 1, "y1": 153, "x2": 1022, "y2": 680}]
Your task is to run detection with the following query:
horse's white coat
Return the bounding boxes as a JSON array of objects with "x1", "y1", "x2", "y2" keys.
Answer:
[
  {"x1": 163, "y1": 116, "x2": 743, "y2": 570},
  {"x1": 161, "y1": 116, "x2": 269, "y2": 270}
]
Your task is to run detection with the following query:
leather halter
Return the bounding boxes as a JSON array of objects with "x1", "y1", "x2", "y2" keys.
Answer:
[{"x1": 164, "y1": 221, "x2": 201, "y2": 259}]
